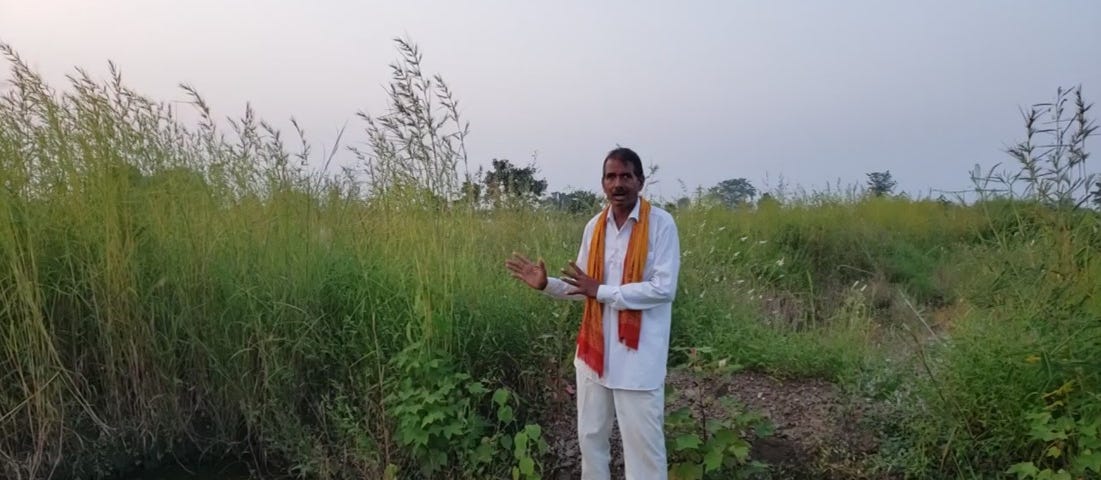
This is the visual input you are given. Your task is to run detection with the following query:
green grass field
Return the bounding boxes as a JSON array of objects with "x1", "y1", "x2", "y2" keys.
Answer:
[{"x1": 2, "y1": 44, "x2": 1099, "y2": 479}]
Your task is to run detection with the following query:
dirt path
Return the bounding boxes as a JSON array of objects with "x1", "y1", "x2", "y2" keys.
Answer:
[{"x1": 543, "y1": 370, "x2": 889, "y2": 479}]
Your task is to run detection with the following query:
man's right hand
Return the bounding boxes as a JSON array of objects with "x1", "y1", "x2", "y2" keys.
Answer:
[{"x1": 505, "y1": 252, "x2": 548, "y2": 291}]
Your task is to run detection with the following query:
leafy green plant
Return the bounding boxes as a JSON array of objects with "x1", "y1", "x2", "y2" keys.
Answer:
[
  {"x1": 385, "y1": 342, "x2": 489, "y2": 476},
  {"x1": 384, "y1": 342, "x2": 549, "y2": 478},
  {"x1": 468, "y1": 388, "x2": 550, "y2": 480},
  {"x1": 1008, "y1": 382, "x2": 1101, "y2": 480},
  {"x1": 510, "y1": 423, "x2": 550, "y2": 480},
  {"x1": 665, "y1": 347, "x2": 773, "y2": 479}
]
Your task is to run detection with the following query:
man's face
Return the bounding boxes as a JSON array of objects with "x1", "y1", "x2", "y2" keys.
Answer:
[{"x1": 602, "y1": 157, "x2": 643, "y2": 210}]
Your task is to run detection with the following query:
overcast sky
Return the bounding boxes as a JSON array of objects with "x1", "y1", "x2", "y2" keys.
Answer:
[{"x1": 2, "y1": 1, "x2": 1099, "y2": 200}]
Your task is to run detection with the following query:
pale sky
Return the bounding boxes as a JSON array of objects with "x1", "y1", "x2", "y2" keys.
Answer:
[{"x1": 2, "y1": 1, "x2": 1099, "y2": 200}]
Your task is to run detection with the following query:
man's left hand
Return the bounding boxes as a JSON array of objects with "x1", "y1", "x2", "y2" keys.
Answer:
[{"x1": 561, "y1": 260, "x2": 600, "y2": 298}]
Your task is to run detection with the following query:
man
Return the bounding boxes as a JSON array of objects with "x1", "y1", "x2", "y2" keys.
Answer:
[{"x1": 505, "y1": 147, "x2": 681, "y2": 479}]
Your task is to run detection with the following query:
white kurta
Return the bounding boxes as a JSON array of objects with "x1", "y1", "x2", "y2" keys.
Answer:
[
  {"x1": 542, "y1": 200, "x2": 680, "y2": 480},
  {"x1": 542, "y1": 200, "x2": 681, "y2": 389}
]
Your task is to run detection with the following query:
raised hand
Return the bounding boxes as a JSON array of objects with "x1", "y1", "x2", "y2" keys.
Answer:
[
  {"x1": 560, "y1": 260, "x2": 599, "y2": 298},
  {"x1": 505, "y1": 252, "x2": 548, "y2": 290}
]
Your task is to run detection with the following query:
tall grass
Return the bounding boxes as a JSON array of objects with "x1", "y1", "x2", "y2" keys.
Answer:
[
  {"x1": 0, "y1": 39, "x2": 597, "y2": 478},
  {"x1": 1, "y1": 40, "x2": 1098, "y2": 479}
]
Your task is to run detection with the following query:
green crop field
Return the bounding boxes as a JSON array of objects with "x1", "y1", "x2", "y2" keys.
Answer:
[{"x1": 2, "y1": 41, "x2": 1099, "y2": 479}]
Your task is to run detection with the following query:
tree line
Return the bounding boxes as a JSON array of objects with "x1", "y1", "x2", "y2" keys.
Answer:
[{"x1": 454, "y1": 155, "x2": 913, "y2": 213}]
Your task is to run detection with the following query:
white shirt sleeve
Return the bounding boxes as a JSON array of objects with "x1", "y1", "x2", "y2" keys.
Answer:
[
  {"x1": 595, "y1": 217, "x2": 679, "y2": 310},
  {"x1": 542, "y1": 277, "x2": 585, "y2": 301}
]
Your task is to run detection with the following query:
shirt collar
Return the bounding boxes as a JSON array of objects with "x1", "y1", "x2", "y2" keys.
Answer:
[{"x1": 606, "y1": 198, "x2": 643, "y2": 226}]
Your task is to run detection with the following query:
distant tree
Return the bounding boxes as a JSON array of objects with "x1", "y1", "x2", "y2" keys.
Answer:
[
  {"x1": 707, "y1": 178, "x2": 757, "y2": 208},
  {"x1": 662, "y1": 196, "x2": 692, "y2": 212},
  {"x1": 547, "y1": 190, "x2": 600, "y2": 214},
  {"x1": 866, "y1": 171, "x2": 897, "y2": 197},
  {"x1": 483, "y1": 159, "x2": 547, "y2": 207},
  {"x1": 1092, "y1": 180, "x2": 1101, "y2": 208},
  {"x1": 459, "y1": 177, "x2": 482, "y2": 206},
  {"x1": 757, "y1": 192, "x2": 780, "y2": 210}
]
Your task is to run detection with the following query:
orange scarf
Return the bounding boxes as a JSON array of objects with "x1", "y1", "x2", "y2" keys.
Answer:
[{"x1": 576, "y1": 198, "x2": 651, "y2": 377}]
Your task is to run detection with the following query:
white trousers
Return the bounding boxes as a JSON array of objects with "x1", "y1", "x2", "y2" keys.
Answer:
[{"x1": 576, "y1": 371, "x2": 667, "y2": 480}]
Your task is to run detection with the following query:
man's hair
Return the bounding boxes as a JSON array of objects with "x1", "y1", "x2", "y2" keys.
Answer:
[{"x1": 603, "y1": 147, "x2": 645, "y2": 183}]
